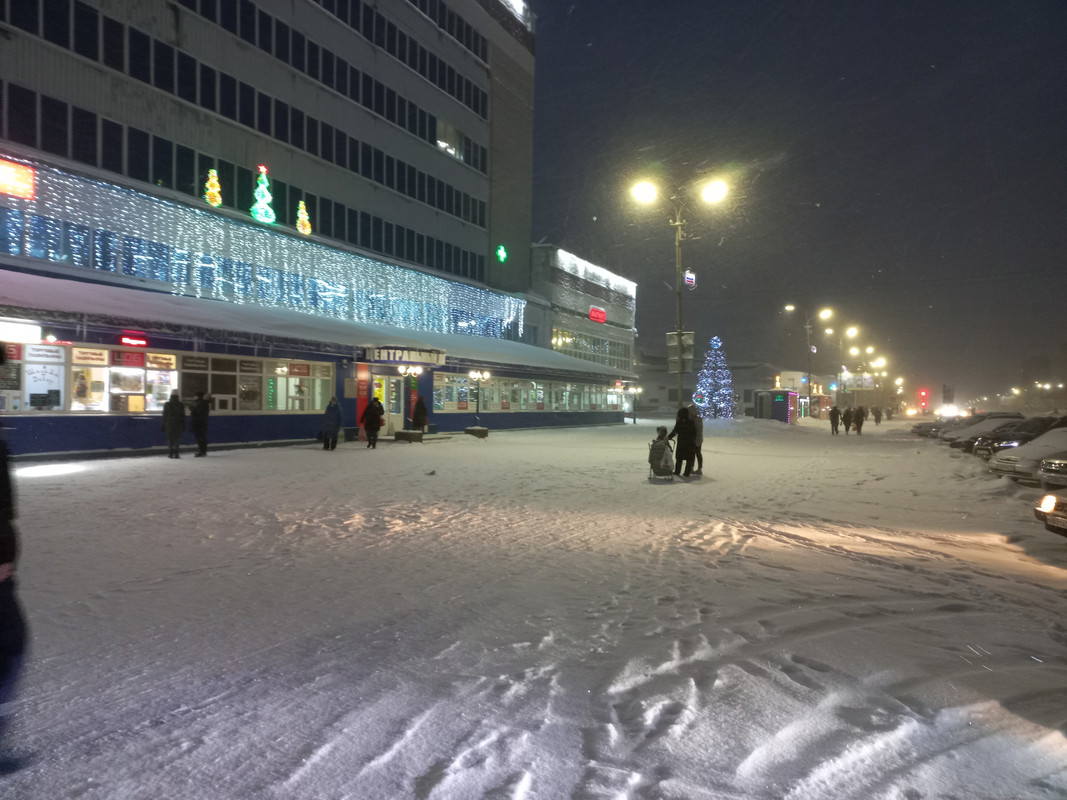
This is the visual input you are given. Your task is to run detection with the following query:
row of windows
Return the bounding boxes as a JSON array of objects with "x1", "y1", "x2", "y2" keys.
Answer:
[
  {"x1": 550, "y1": 329, "x2": 634, "y2": 373},
  {"x1": 432, "y1": 373, "x2": 632, "y2": 414},
  {"x1": 402, "y1": 0, "x2": 489, "y2": 64},
  {"x1": 0, "y1": 345, "x2": 333, "y2": 414},
  {"x1": 5, "y1": 3, "x2": 489, "y2": 203},
  {"x1": 177, "y1": 0, "x2": 491, "y2": 119},
  {"x1": 1, "y1": 81, "x2": 488, "y2": 274},
  {"x1": 1, "y1": 198, "x2": 489, "y2": 295}
]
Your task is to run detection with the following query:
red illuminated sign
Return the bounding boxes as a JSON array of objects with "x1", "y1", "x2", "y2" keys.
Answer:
[
  {"x1": 120, "y1": 331, "x2": 148, "y2": 347},
  {"x1": 111, "y1": 350, "x2": 145, "y2": 367},
  {"x1": 589, "y1": 306, "x2": 607, "y2": 324},
  {"x1": 0, "y1": 159, "x2": 35, "y2": 200}
]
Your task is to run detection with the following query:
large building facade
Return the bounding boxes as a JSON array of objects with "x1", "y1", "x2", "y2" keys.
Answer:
[{"x1": 0, "y1": 0, "x2": 636, "y2": 456}]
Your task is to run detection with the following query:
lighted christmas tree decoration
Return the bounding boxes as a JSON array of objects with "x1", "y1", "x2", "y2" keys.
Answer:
[
  {"x1": 250, "y1": 165, "x2": 276, "y2": 224},
  {"x1": 203, "y1": 169, "x2": 222, "y2": 207},
  {"x1": 694, "y1": 335, "x2": 735, "y2": 419},
  {"x1": 296, "y1": 200, "x2": 312, "y2": 235}
]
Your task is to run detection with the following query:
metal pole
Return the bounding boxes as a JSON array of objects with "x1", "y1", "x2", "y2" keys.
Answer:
[
  {"x1": 475, "y1": 379, "x2": 480, "y2": 426},
  {"x1": 674, "y1": 214, "x2": 685, "y2": 408},
  {"x1": 805, "y1": 317, "x2": 813, "y2": 418}
]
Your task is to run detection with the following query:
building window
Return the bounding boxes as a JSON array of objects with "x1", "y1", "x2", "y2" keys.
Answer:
[
  {"x1": 40, "y1": 96, "x2": 69, "y2": 157},
  {"x1": 71, "y1": 106, "x2": 98, "y2": 166},
  {"x1": 73, "y1": 1, "x2": 99, "y2": 61},
  {"x1": 102, "y1": 16, "x2": 124, "y2": 71},
  {"x1": 128, "y1": 29, "x2": 151, "y2": 84}
]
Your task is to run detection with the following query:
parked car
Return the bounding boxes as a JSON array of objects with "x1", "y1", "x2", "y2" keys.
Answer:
[
  {"x1": 1033, "y1": 492, "x2": 1067, "y2": 537},
  {"x1": 973, "y1": 415, "x2": 1067, "y2": 460},
  {"x1": 940, "y1": 414, "x2": 1024, "y2": 448},
  {"x1": 912, "y1": 416, "x2": 957, "y2": 437},
  {"x1": 989, "y1": 428, "x2": 1067, "y2": 483},
  {"x1": 1037, "y1": 454, "x2": 1067, "y2": 490}
]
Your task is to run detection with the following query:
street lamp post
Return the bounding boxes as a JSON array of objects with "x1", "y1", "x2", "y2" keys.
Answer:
[
  {"x1": 627, "y1": 385, "x2": 643, "y2": 423},
  {"x1": 633, "y1": 178, "x2": 728, "y2": 408},
  {"x1": 468, "y1": 369, "x2": 490, "y2": 426},
  {"x1": 784, "y1": 306, "x2": 832, "y2": 418}
]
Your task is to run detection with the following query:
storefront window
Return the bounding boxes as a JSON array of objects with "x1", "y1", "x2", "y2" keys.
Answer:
[
  {"x1": 145, "y1": 353, "x2": 178, "y2": 411},
  {"x1": 23, "y1": 345, "x2": 66, "y2": 411},
  {"x1": 238, "y1": 360, "x2": 263, "y2": 410}
]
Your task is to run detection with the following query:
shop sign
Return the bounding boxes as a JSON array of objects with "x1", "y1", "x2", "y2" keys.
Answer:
[
  {"x1": 146, "y1": 353, "x2": 177, "y2": 370},
  {"x1": 119, "y1": 332, "x2": 148, "y2": 347},
  {"x1": 24, "y1": 345, "x2": 65, "y2": 362},
  {"x1": 182, "y1": 355, "x2": 209, "y2": 370},
  {"x1": 288, "y1": 363, "x2": 311, "y2": 376},
  {"x1": 111, "y1": 351, "x2": 145, "y2": 367},
  {"x1": 457, "y1": 400, "x2": 469, "y2": 410},
  {"x1": 501, "y1": 400, "x2": 510, "y2": 410},
  {"x1": 239, "y1": 360, "x2": 262, "y2": 374},
  {"x1": 344, "y1": 378, "x2": 360, "y2": 397},
  {"x1": 3, "y1": 343, "x2": 22, "y2": 362},
  {"x1": 312, "y1": 364, "x2": 331, "y2": 378},
  {"x1": 588, "y1": 306, "x2": 607, "y2": 324},
  {"x1": 0, "y1": 158, "x2": 35, "y2": 200},
  {"x1": 536, "y1": 402, "x2": 545, "y2": 410},
  {"x1": 0, "y1": 363, "x2": 20, "y2": 390},
  {"x1": 72, "y1": 347, "x2": 109, "y2": 365}
]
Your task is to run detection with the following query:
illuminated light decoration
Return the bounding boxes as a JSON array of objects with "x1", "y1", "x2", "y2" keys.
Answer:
[
  {"x1": 5, "y1": 154, "x2": 526, "y2": 338},
  {"x1": 203, "y1": 169, "x2": 222, "y2": 208},
  {"x1": 0, "y1": 158, "x2": 36, "y2": 200},
  {"x1": 495, "y1": 244, "x2": 508, "y2": 263},
  {"x1": 296, "y1": 201, "x2": 312, "y2": 235},
  {"x1": 694, "y1": 335, "x2": 735, "y2": 419},
  {"x1": 588, "y1": 306, "x2": 607, "y2": 324},
  {"x1": 250, "y1": 165, "x2": 276, "y2": 224}
]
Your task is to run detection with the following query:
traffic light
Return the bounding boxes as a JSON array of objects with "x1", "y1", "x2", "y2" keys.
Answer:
[{"x1": 918, "y1": 388, "x2": 928, "y2": 409}]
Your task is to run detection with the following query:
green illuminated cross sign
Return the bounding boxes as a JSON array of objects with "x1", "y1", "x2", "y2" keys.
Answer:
[{"x1": 495, "y1": 244, "x2": 508, "y2": 263}]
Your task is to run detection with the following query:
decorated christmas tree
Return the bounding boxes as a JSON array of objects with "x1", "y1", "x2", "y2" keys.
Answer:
[
  {"x1": 203, "y1": 169, "x2": 222, "y2": 207},
  {"x1": 693, "y1": 335, "x2": 735, "y2": 419},
  {"x1": 250, "y1": 165, "x2": 276, "y2": 224},
  {"x1": 296, "y1": 200, "x2": 312, "y2": 235}
]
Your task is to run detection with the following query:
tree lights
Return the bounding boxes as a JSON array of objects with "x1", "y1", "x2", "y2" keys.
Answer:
[
  {"x1": 694, "y1": 336, "x2": 735, "y2": 419},
  {"x1": 250, "y1": 165, "x2": 276, "y2": 224}
]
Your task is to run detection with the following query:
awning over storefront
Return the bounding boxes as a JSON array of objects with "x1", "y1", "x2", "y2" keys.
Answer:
[{"x1": 0, "y1": 269, "x2": 635, "y2": 380}]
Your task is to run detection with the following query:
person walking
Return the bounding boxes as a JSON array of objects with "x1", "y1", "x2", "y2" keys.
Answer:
[
  {"x1": 829, "y1": 405, "x2": 841, "y2": 435},
  {"x1": 361, "y1": 397, "x2": 384, "y2": 449},
  {"x1": 842, "y1": 406, "x2": 854, "y2": 435},
  {"x1": 412, "y1": 395, "x2": 428, "y2": 433},
  {"x1": 0, "y1": 434, "x2": 27, "y2": 774},
  {"x1": 667, "y1": 406, "x2": 697, "y2": 478},
  {"x1": 321, "y1": 397, "x2": 343, "y2": 451},
  {"x1": 162, "y1": 390, "x2": 186, "y2": 458},
  {"x1": 189, "y1": 391, "x2": 211, "y2": 457},
  {"x1": 873, "y1": 407, "x2": 882, "y2": 425},
  {"x1": 687, "y1": 403, "x2": 704, "y2": 475},
  {"x1": 854, "y1": 405, "x2": 866, "y2": 435}
]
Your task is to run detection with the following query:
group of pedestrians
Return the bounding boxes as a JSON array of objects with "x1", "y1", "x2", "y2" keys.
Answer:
[
  {"x1": 829, "y1": 405, "x2": 880, "y2": 435},
  {"x1": 162, "y1": 390, "x2": 211, "y2": 457},
  {"x1": 321, "y1": 395, "x2": 429, "y2": 451}
]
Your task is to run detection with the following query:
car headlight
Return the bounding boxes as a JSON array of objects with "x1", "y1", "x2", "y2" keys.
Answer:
[
  {"x1": 1000, "y1": 440, "x2": 1022, "y2": 448},
  {"x1": 1037, "y1": 495, "x2": 1058, "y2": 514}
]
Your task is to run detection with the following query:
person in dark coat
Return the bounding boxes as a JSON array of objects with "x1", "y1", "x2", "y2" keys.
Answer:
[
  {"x1": 687, "y1": 403, "x2": 704, "y2": 475},
  {"x1": 412, "y1": 396, "x2": 428, "y2": 432},
  {"x1": 854, "y1": 406, "x2": 866, "y2": 435},
  {"x1": 189, "y1": 391, "x2": 211, "y2": 457},
  {"x1": 321, "y1": 397, "x2": 343, "y2": 451},
  {"x1": 0, "y1": 436, "x2": 28, "y2": 773},
  {"x1": 361, "y1": 397, "x2": 384, "y2": 449},
  {"x1": 162, "y1": 391, "x2": 186, "y2": 458},
  {"x1": 873, "y1": 407, "x2": 882, "y2": 425},
  {"x1": 667, "y1": 406, "x2": 697, "y2": 477},
  {"x1": 842, "y1": 406, "x2": 854, "y2": 435},
  {"x1": 829, "y1": 405, "x2": 841, "y2": 435}
]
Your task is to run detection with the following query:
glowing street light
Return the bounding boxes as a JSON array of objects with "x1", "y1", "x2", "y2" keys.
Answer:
[
  {"x1": 633, "y1": 176, "x2": 729, "y2": 407},
  {"x1": 468, "y1": 369, "x2": 491, "y2": 426}
]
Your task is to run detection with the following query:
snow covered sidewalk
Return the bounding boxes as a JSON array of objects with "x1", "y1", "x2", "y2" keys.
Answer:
[{"x1": 4, "y1": 418, "x2": 1066, "y2": 798}]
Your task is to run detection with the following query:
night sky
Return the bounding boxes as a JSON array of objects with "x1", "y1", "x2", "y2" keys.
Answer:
[{"x1": 529, "y1": 1, "x2": 1067, "y2": 405}]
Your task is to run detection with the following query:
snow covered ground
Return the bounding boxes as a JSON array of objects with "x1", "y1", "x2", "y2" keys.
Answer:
[{"x1": 4, "y1": 417, "x2": 1066, "y2": 799}]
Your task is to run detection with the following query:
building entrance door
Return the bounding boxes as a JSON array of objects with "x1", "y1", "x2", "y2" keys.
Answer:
[{"x1": 384, "y1": 376, "x2": 404, "y2": 434}]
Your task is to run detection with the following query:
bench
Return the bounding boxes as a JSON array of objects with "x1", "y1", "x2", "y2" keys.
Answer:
[{"x1": 394, "y1": 430, "x2": 424, "y2": 443}]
